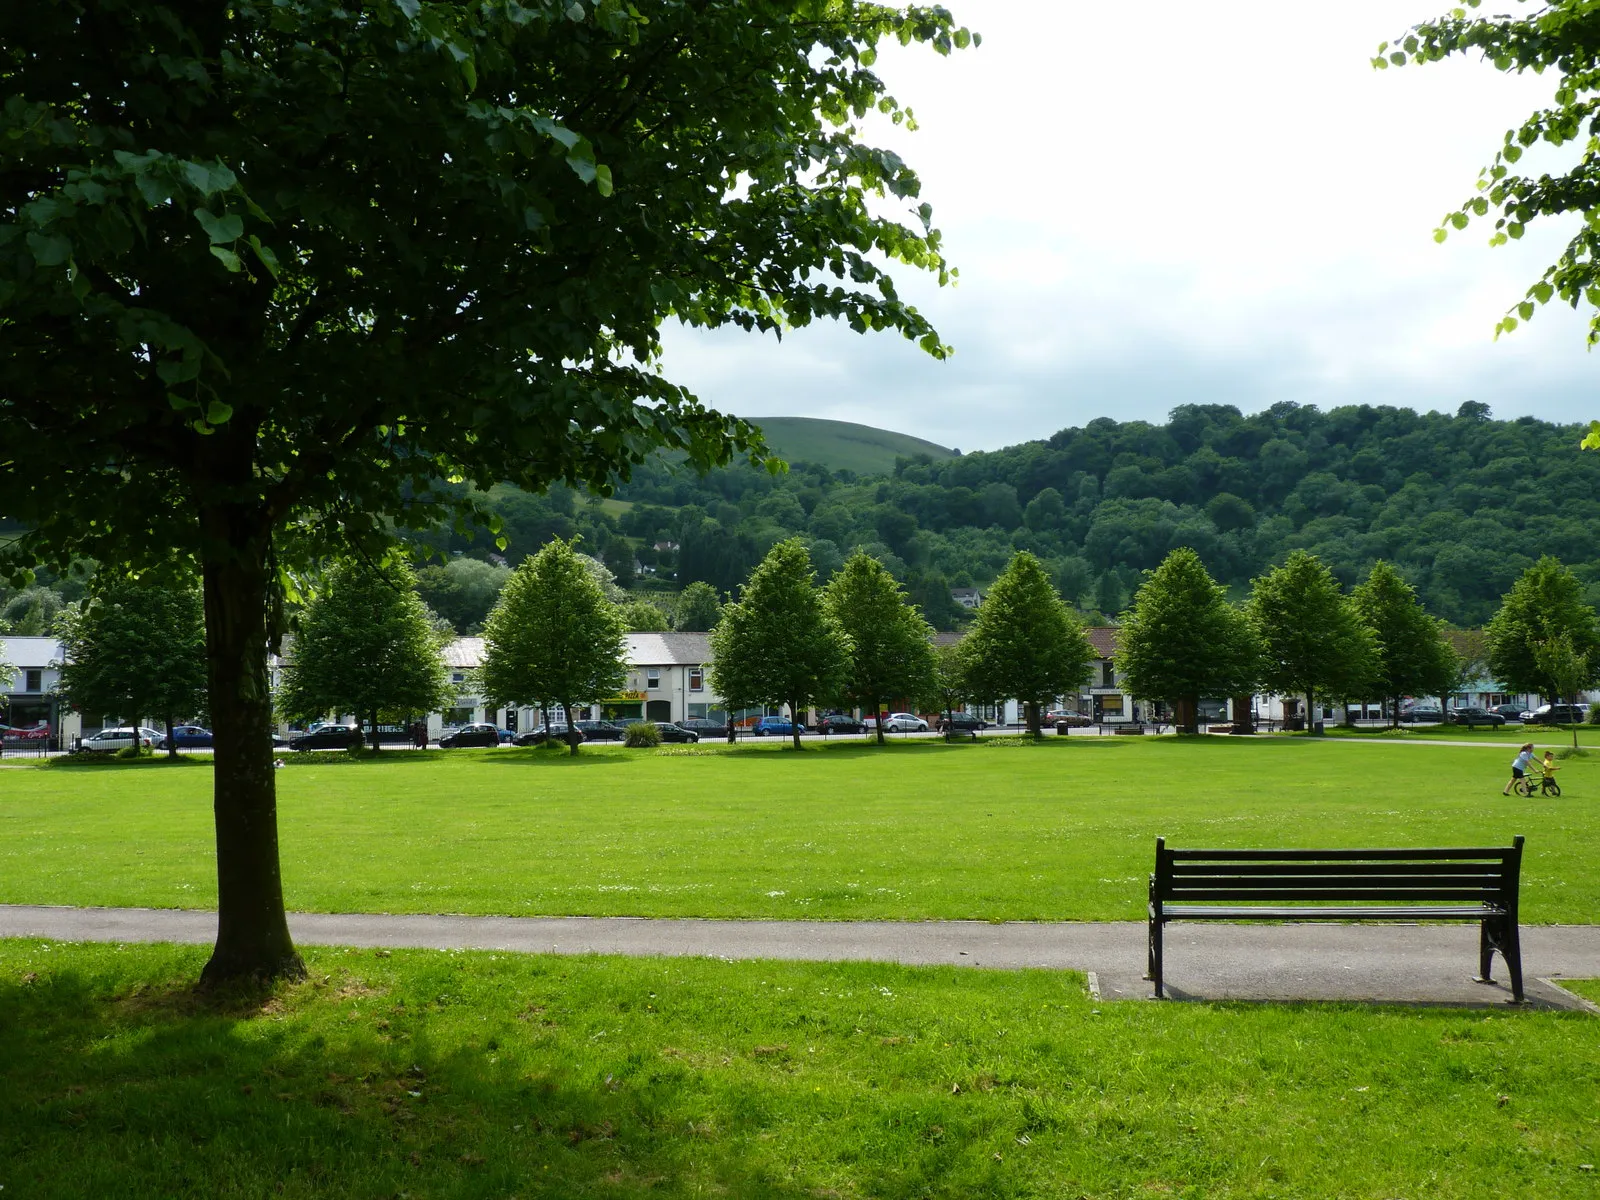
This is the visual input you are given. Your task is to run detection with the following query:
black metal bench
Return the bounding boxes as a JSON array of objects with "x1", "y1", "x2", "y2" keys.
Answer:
[{"x1": 1147, "y1": 836, "x2": 1525, "y2": 1002}]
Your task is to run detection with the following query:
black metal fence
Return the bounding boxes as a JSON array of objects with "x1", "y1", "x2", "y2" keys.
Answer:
[{"x1": 0, "y1": 736, "x2": 50, "y2": 758}]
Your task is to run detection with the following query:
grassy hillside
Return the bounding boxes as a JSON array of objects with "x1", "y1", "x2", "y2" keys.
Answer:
[{"x1": 751, "y1": 416, "x2": 956, "y2": 475}]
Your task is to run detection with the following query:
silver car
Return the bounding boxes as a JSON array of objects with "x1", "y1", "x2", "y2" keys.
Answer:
[{"x1": 81, "y1": 726, "x2": 158, "y2": 752}]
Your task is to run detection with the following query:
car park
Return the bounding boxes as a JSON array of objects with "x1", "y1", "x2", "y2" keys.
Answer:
[
  {"x1": 880, "y1": 712, "x2": 928, "y2": 733},
  {"x1": 156, "y1": 725, "x2": 214, "y2": 749},
  {"x1": 753, "y1": 716, "x2": 805, "y2": 736},
  {"x1": 287, "y1": 724, "x2": 361, "y2": 751},
  {"x1": 438, "y1": 722, "x2": 503, "y2": 748},
  {"x1": 1525, "y1": 703, "x2": 1589, "y2": 725},
  {"x1": 650, "y1": 722, "x2": 701, "y2": 743},
  {"x1": 574, "y1": 720, "x2": 627, "y2": 741},
  {"x1": 511, "y1": 724, "x2": 583, "y2": 747},
  {"x1": 679, "y1": 718, "x2": 730, "y2": 739},
  {"x1": 1446, "y1": 706, "x2": 1505, "y2": 728},
  {"x1": 936, "y1": 712, "x2": 986, "y2": 735},
  {"x1": 817, "y1": 713, "x2": 867, "y2": 734},
  {"x1": 80, "y1": 726, "x2": 156, "y2": 752}
]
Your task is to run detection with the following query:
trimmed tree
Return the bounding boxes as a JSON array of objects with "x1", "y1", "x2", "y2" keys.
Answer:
[
  {"x1": 1486, "y1": 557, "x2": 1600, "y2": 713},
  {"x1": 619, "y1": 599, "x2": 671, "y2": 633},
  {"x1": 56, "y1": 575, "x2": 208, "y2": 757},
  {"x1": 929, "y1": 640, "x2": 973, "y2": 741},
  {"x1": 824, "y1": 551, "x2": 937, "y2": 745},
  {"x1": 709, "y1": 539, "x2": 848, "y2": 751},
  {"x1": 480, "y1": 540, "x2": 628, "y2": 756},
  {"x1": 276, "y1": 560, "x2": 451, "y2": 752},
  {"x1": 674, "y1": 582, "x2": 723, "y2": 633},
  {"x1": 0, "y1": 1, "x2": 967, "y2": 981},
  {"x1": 1248, "y1": 551, "x2": 1377, "y2": 735},
  {"x1": 1351, "y1": 561, "x2": 1460, "y2": 727},
  {"x1": 963, "y1": 552, "x2": 1093, "y2": 736},
  {"x1": 1116, "y1": 548, "x2": 1260, "y2": 735},
  {"x1": 1535, "y1": 633, "x2": 1594, "y2": 750}
]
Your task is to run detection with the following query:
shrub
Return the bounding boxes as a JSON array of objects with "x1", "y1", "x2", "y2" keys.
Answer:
[
  {"x1": 1588, "y1": 702, "x2": 1600, "y2": 725},
  {"x1": 623, "y1": 721, "x2": 661, "y2": 748}
]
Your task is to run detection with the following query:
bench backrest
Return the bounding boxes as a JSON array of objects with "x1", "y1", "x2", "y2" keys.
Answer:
[{"x1": 1152, "y1": 836, "x2": 1523, "y2": 908}]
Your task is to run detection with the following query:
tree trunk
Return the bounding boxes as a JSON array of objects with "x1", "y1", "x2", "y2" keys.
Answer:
[
  {"x1": 874, "y1": 696, "x2": 885, "y2": 746},
  {"x1": 198, "y1": 524, "x2": 304, "y2": 985},
  {"x1": 1175, "y1": 696, "x2": 1198, "y2": 735},
  {"x1": 166, "y1": 714, "x2": 179, "y2": 759},
  {"x1": 1026, "y1": 700, "x2": 1041, "y2": 737},
  {"x1": 791, "y1": 700, "x2": 803, "y2": 751},
  {"x1": 1306, "y1": 689, "x2": 1321, "y2": 735},
  {"x1": 1390, "y1": 694, "x2": 1400, "y2": 730},
  {"x1": 369, "y1": 707, "x2": 380, "y2": 753},
  {"x1": 1230, "y1": 694, "x2": 1254, "y2": 734},
  {"x1": 563, "y1": 698, "x2": 580, "y2": 755}
]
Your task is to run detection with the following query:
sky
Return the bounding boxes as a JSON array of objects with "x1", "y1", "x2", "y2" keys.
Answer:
[{"x1": 656, "y1": 0, "x2": 1599, "y2": 454}]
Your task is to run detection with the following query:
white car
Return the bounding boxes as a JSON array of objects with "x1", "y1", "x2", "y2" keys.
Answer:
[
  {"x1": 880, "y1": 712, "x2": 928, "y2": 733},
  {"x1": 81, "y1": 726, "x2": 158, "y2": 752}
]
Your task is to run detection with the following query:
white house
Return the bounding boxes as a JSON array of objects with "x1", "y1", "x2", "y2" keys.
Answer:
[{"x1": 0, "y1": 636, "x2": 77, "y2": 746}]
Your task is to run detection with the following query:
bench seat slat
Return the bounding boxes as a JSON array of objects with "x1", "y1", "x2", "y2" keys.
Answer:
[
  {"x1": 1168, "y1": 889, "x2": 1503, "y2": 904},
  {"x1": 1168, "y1": 861, "x2": 1510, "y2": 877},
  {"x1": 1162, "y1": 904, "x2": 1502, "y2": 920},
  {"x1": 1166, "y1": 847, "x2": 1515, "y2": 862},
  {"x1": 1167, "y1": 873, "x2": 1507, "y2": 891}
]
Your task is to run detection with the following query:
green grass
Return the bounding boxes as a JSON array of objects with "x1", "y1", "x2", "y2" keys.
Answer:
[
  {"x1": 753, "y1": 416, "x2": 956, "y2": 475},
  {"x1": 4, "y1": 737, "x2": 1597, "y2": 922},
  {"x1": 4, "y1": 940, "x2": 1597, "y2": 1200},
  {"x1": 1321, "y1": 723, "x2": 1599, "y2": 747}
]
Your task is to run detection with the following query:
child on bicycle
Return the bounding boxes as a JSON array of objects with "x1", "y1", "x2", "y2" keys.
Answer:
[
  {"x1": 1540, "y1": 750, "x2": 1560, "y2": 794},
  {"x1": 1503, "y1": 743, "x2": 1535, "y2": 796}
]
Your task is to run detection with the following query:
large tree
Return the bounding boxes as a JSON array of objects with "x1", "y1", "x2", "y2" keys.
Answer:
[
  {"x1": 276, "y1": 559, "x2": 450, "y2": 752},
  {"x1": 55, "y1": 574, "x2": 209, "y2": 756},
  {"x1": 1116, "y1": 548, "x2": 1259, "y2": 735},
  {"x1": 1486, "y1": 556, "x2": 1600, "y2": 704},
  {"x1": 1351, "y1": 560, "x2": 1459, "y2": 726},
  {"x1": 824, "y1": 550, "x2": 936, "y2": 744},
  {"x1": 962, "y1": 552, "x2": 1093, "y2": 736},
  {"x1": 1248, "y1": 551, "x2": 1377, "y2": 734},
  {"x1": 709, "y1": 539, "x2": 848, "y2": 750},
  {"x1": 673, "y1": 582, "x2": 723, "y2": 633},
  {"x1": 479, "y1": 540, "x2": 628, "y2": 756},
  {"x1": 0, "y1": 1, "x2": 967, "y2": 980}
]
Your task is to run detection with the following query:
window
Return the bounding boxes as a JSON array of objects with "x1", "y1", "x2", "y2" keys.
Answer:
[
  {"x1": 23, "y1": 669, "x2": 42, "y2": 693},
  {"x1": 451, "y1": 672, "x2": 465, "y2": 685},
  {"x1": 1101, "y1": 662, "x2": 1115, "y2": 688},
  {"x1": 688, "y1": 667, "x2": 704, "y2": 692},
  {"x1": 1100, "y1": 694, "x2": 1124, "y2": 714},
  {"x1": 646, "y1": 668, "x2": 661, "y2": 690}
]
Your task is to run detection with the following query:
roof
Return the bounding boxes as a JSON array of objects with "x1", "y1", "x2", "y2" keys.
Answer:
[
  {"x1": 444, "y1": 637, "x2": 485, "y2": 669},
  {"x1": 441, "y1": 632, "x2": 712, "y2": 670},
  {"x1": 1085, "y1": 626, "x2": 1117, "y2": 658},
  {"x1": 0, "y1": 637, "x2": 63, "y2": 670}
]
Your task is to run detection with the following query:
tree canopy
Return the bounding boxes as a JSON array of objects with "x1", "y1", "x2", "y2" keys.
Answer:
[
  {"x1": 823, "y1": 550, "x2": 936, "y2": 744},
  {"x1": 1116, "y1": 548, "x2": 1259, "y2": 733},
  {"x1": 479, "y1": 540, "x2": 628, "y2": 756},
  {"x1": 1486, "y1": 556, "x2": 1600, "y2": 699},
  {"x1": 276, "y1": 559, "x2": 450, "y2": 751},
  {"x1": 673, "y1": 582, "x2": 723, "y2": 633},
  {"x1": 0, "y1": 0, "x2": 969, "y2": 980},
  {"x1": 1350, "y1": 560, "x2": 1459, "y2": 723},
  {"x1": 1247, "y1": 551, "x2": 1376, "y2": 731},
  {"x1": 962, "y1": 552, "x2": 1092, "y2": 735}
]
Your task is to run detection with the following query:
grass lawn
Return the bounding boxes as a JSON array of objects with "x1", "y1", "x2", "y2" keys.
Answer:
[
  {"x1": 4, "y1": 940, "x2": 1597, "y2": 1200},
  {"x1": 1321, "y1": 723, "x2": 1599, "y2": 748},
  {"x1": 2, "y1": 737, "x2": 1596, "y2": 922}
]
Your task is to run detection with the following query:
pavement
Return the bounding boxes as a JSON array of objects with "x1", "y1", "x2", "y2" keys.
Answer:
[{"x1": 3, "y1": 905, "x2": 1597, "y2": 1011}]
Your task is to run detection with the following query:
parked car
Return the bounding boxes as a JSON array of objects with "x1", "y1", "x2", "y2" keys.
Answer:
[
  {"x1": 936, "y1": 712, "x2": 986, "y2": 735},
  {"x1": 1051, "y1": 712, "x2": 1094, "y2": 728},
  {"x1": 288, "y1": 724, "x2": 361, "y2": 751},
  {"x1": 80, "y1": 726, "x2": 156, "y2": 752},
  {"x1": 1399, "y1": 706, "x2": 1444, "y2": 724},
  {"x1": 1446, "y1": 706, "x2": 1505, "y2": 728},
  {"x1": 880, "y1": 712, "x2": 928, "y2": 733},
  {"x1": 511, "y1": 724, "x2": 584, "y2": 747},
  {"x1": 753, "y1": 716, "x2": 805, "y2": 736},
  {"x1": 156, "y1": 725, "x2": 214, "y2": 750},
  {"x1": 1525, "y1": 703, "x2": 1589, "y2": 725},
  {"x1": 650, "y1": 722, "x2": 701, "y2": 743},
  {"x1": 438, "y1": 722, "x2": 503, "y2": 748},
  {"x1": 679, "y1": 718, "x2": 730, "y2": 739},
  {"x1": 817, "y1": 713, "x2": 867, "y2": 735},
  {"x1": 574, "y1": 720, "x2": 627, "y2": 741},
  {"x1": 1490, "y1": 704, "x2": 1526, "y2": 722}
]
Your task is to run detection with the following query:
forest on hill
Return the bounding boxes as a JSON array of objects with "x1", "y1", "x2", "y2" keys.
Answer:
[{"x1": 4, "y1": 401, "x2": 1596, "y2": 638}]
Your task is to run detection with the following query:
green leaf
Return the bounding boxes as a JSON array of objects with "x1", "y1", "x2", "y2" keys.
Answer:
[
  {"x1": 396, "y1": 0, "x2": 420, "y2": 16},
  {"x1": 204, "y1": 400, "x2": 234, "y2": 426},
  {"x1": 1582, "y1": 421, "x2": 1600, "y2": 451},
  {"x1": 195, "y1": 208, "x2": 244, "y2": 244},
  {"x1": 25, "y1": 232, "x2": 71, "y2": 267},
  {"x1": 209, "y1": 245, "x2": 243, "y2": 272},
  {"x1": 248, "y1": 235, "x2": 282, "y2": 278},
  {"x1": 594, "y1": 163, "x2": 613, "y2": 197}
]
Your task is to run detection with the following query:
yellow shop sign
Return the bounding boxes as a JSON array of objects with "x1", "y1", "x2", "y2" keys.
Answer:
[{"x1": 606, "y1": 691, "x2": 647, "y2": 702}]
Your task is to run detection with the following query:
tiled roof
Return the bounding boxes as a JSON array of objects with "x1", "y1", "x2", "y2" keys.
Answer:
[
  {"x1": 444, "y1": 637, "x2": 485, "y2": 669},
  {"x1": 441, "y1": 631, "x2": 712, "y2": 670},
  {"x1": 926, "y1": 626, "x2": 1118, "y2": 658},
  {"x1": 0, "y1": 636, "x2": 63, "y2": 669}
]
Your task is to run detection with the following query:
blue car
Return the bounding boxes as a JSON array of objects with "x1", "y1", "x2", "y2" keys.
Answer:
[
  {"x1": 157, "y1": 725, "x2": 214, "y2": 750},
  {"x1": 753, "y1": 716, "x2": 806, "y2": 737}
]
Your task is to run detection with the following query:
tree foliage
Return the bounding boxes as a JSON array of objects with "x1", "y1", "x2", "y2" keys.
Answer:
[
  {"x1": 1535, "y1": 632, "x2": 1593, "y2": 748},
  {"x1": 414, "y1": 557, "x2": 511, "y2": 635},
  {"x1": 1486, "y1": 556, "x2": 1600, "y2": 700},
  {"x1": 928, "y1": 640, "x2": 972, "y2": 740},
  {"x1": 1351, "y1": 560, "x2": 1459, "y2": 723},
  {"x1": 709, "y1": 539, "x2": 848, "y2": 750},
  {"x1": 823, "y1": 551, "x2": 936, "y2": 744},
  {"x1": 619, "y1": 599, "x2": 671, "y2": 633},
  {"x1": 480, "y1": 540, "x2": 628, "y2": 756},
  {"x1": 962, "y1": 552, "x2": 1092, "y2": 736},
  {"x1": 276, "y1": 560, "x2": 450, "y2": 751},
  {"x1": 56, "y1": 575, "x2": 208, "y2": 756},
  {"x1": 1247, "y1": 551, "x2": 1377, "y2": 731},
  {"x1": 1116, "y1": 548, "x2": 1259, "y2": 733},
  {"x1": 0, "y1": 0, "x2": 968, "y2": 980},
  {"x1": 673, "y1": 582, "x2": 722, "y2": 632}
]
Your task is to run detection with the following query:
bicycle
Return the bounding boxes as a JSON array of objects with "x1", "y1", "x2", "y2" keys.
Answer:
[{"x1": 1514, "y1": 770, "x2": 1561, "y2": 798}]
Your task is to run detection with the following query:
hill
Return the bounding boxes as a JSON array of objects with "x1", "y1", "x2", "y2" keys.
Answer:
[{"x1": 750, "y1": 417, "x2": 956, "y2": 475}]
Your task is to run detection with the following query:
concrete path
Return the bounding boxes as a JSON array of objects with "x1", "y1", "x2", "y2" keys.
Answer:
[{"x1": 4, "y1": 905, "x2": 1597, "y2": 1011}]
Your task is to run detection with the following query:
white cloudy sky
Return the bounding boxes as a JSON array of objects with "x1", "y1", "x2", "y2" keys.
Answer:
[{"x1": 657, "y1": 0, "x2": 1598, "y2": 453}]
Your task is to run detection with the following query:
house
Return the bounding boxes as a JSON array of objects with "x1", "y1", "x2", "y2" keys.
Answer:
[
  {"x1": 0, "y1": 636, "x2": 76, "y2": 747},
  {"x1": 950, "y1": 587, "x2": 983, "y2": 610}
]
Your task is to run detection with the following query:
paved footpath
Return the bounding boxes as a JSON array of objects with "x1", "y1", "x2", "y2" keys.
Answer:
[{"x1": 4, "y1": 905, "x2": 1598, "y2": 1011}]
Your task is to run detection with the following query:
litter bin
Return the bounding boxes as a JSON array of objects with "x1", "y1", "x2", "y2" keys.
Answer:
[{"x1": 1285, "y1": 715, "x2": 1305, "y2": 732}]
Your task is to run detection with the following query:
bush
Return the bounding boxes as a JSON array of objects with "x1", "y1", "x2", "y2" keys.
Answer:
[
  {"x1": 623, "y1": 721, "x2": 661, "y2": 748},
  {"x1": 1588, "y1": 702, "x2": 1600, "y2": 725}
]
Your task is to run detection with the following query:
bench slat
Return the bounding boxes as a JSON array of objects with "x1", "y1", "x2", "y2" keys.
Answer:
[
  {"x1": 1167, "y1": 887, "x2": 1503, "y2": 903},
  {"x1": 1165, "y1": 847, "x2": 1517, "y2": 862},
  {"x1": 1163, "y1": 904, "x2": 1501, "y2": 920},
  {"x1": 1168, "y1": 861, "x2": 1511, "y2": 877},
  {"x1": 1167, "y1": 875, "x2": 1509, "y2": 893}
]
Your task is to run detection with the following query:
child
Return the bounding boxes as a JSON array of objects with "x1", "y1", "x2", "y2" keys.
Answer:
[
  {"x1": 1540, "y1": 750, "x2": 1560, "y2": 795},
  {"x1": 1503, "y1": 743, "x2": 1535, "y2": 795}
]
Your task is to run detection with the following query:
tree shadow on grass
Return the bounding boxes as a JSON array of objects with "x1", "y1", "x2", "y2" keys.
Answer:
[{"x1": 0, "y1": 956, "x2": 836, "y2": 1200}]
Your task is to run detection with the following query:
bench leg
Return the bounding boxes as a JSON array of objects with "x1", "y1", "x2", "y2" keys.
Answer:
[
  {"x1": 1479, "y1": 917, "x2": 1526, "y2": 1003},
  {"x1": 1477, "y1": 919, "x2": 1496, "y2": 985},
  {"x1": 1147, "y1": 918, "x2": 1164, "y2": 998}
]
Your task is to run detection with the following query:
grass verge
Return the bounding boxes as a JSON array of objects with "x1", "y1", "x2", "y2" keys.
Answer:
[{"x1": 4, "y1": 940, "x2": 1597, "y2": 1200}]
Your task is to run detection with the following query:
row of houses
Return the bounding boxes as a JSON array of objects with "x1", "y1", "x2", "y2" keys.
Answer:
[{"x1": 4, "y1": 627, "x2": 1583, "y2": 747}]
